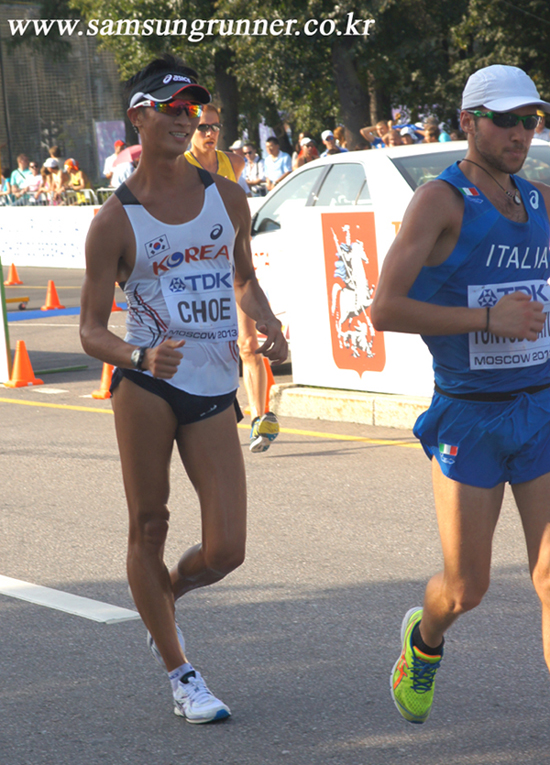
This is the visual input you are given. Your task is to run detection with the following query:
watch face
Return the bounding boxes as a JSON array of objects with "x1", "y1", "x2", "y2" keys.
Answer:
[{"x1": 131, "y1": 349, "x2": 140, "y2": 367}]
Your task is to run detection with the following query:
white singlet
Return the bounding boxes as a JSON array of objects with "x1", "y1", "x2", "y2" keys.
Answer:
[{"x1": 115, "y1": 169, "x2": 240, "y2": 396}]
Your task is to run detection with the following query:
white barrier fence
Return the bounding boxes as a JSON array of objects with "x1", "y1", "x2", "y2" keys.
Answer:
[
  {"x1": 0, "y1": 197, "x2": 261, "y2": 270},
  {"x1": 0, "y1": 206, "x2": 96, "y2": 269}
]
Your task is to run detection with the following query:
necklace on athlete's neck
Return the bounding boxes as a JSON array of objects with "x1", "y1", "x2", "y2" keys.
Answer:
[{"x1": 460, "y1": 158, "x2": 522, "y2": 206}]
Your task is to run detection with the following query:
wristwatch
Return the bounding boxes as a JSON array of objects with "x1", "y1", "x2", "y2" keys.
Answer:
[{"x1": 130, "y1": 346, "x2": 147, "y2": 370}]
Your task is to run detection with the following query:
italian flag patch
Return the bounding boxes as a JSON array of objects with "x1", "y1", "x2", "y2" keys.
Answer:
[
  {"x1": 461, "y1": 187, "x2": 479, "y2": 197},
  {"x1": 439, "y1": 443, "x2": 458, "y2": 456}
]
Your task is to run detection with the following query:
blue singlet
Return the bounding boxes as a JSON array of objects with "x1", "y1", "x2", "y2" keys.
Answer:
[{"x1": 409, "y1": 162, "x2": 550, "y2": 395}]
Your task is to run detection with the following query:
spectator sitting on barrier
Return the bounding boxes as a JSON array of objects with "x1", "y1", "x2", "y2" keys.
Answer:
[
  {"x1": 0, "y1": 166, "x2": 12, "y2": 204},
  {"x1": 103, "y1": 140, "x2": 125, "y2": 185},
  {"x1": 44, "y1": 157, "x2": 68, "y2": 204},
  {"x1": 229, "y1": 140, "x2": 252, "y2": 196},
  {"x1": 264, "y1": 136, "x2": 292, "y2": 191},
  {"x1": 385, "y1": 129, "x2": 404, "y2": 147},
  {"x1": 292, "y1": 132, "x2": 318, "y2": 169},
  {"x1": 399, "y1": 126, "x2": 417, "y2": 145},
  {"x1": 110, "y1": 156, "x2": 135, "y2": 189},
  {"x1": 417, "y1": 116, "x2": 448, "y2": 143},
  {"x1": 350, "y1": 136, "x2": 370, "y2": 151},
  {"x1": 423, "y1": 125, "x2": 440, "y2": 143},
  {"x1": 291, "y1": 132, "x2": 306, "y2": 170},
  {"x1": 334, "y1": 125, "x2": 347, "y2": 149},
  {"x1": 535, "y1": 114, "x2": 550, "y2": 142},
  {"x1": 320, "y1": 130, "x2": 347, "y2": 157},
  {"x1": 38, "y1": 165, "x2": 53, "y2": 199},
  {"x1": 49, "y1": 145, "x2": 65, "y2": 169},
  {"x1": 9, "y1": 154, "x2": 31, "y2": 194},
  {"x1": 65, "y1": 158, "x2": 91, "y2": 190},
  {"x1": 296, "y1": 136, "x2": 320, "y2": 166},
  {"x1": 243, "y1": 143, "x2": 266, "y2": 197},
  {"x1": 17, "y1": 160, "x2": 44, "y2": 203},
  {"x1": 360, "y1": 120, "x2": 391, "y2": 149}
]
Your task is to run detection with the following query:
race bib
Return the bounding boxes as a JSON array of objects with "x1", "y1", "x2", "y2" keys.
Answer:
[
  {"x1": 468, "y1": 279, "x2": 550, "y2": 370},
  {"x1": 160, "y1": 266, "x2": 239, "y2": 343}
]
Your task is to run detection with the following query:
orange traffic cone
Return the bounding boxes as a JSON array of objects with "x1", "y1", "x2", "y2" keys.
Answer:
[
  {"x1": 92, "y1": 363, "x2": 113, "y2": 399},
  {"x1": 263, "y1": 356, "x2": 275, "y2": 413},
  {"x1": 41, "y1": 280, "x2": 65, "y2": 310},
  {"x1": 4, "y1": 340, "x2": 43, "y2": 388},
  {"x1": 4, "y1": 263, "x2": 23, "y2": 286},
  {"x1": 111, "y1": 297, "x2": 122, "y2": 313}
]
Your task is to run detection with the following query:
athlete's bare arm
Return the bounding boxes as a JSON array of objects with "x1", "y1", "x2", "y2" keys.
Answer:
[
  {"x1": 214, "y1": 175, "x2": 288, "y2": 364},
  {"x1": 371, "y1": 179, "x2": 546, "y2": 341},
  {"x1": 227, "y1": 152, "x2": 245, "y2": 179},
  {"x1": 80, "y1": 197, "x2": 184, "y2": 379}
]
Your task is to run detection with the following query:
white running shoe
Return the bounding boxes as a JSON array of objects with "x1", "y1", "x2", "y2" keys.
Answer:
[
  {"x1": 147, "y1": 622, "x2": 186, "y2": 668},
  {"x1": 173, "y1": 670, "x2": 231, "y2": 724}
]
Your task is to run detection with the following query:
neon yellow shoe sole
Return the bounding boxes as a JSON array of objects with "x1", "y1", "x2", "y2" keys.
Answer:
[{"x1": 390, "y1": 606, "x2": 442, "y2": 724}]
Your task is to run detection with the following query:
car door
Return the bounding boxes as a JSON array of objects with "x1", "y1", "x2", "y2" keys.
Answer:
[{"x1": 250, "y1": 164, "x2": 327, "y2": 333}]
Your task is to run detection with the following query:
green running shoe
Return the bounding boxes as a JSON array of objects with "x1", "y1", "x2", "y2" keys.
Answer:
[{"x1": 390, "y1": 607, "x2": 442, "y2": 724}]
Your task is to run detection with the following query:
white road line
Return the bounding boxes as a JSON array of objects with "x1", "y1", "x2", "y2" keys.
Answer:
[
  {"x1": 0, "y1": 575, "x2": 140, "y2": 624},
  {"x1": 30, "y1": 388, "x2": 69, "y2": 394}
]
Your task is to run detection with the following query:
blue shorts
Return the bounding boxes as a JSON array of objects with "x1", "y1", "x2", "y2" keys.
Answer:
[
  {"x1": 110, "y1": 368, "x2": 243, "y2": 427},
  {"x1": 414, "y1": 387, "x2": 550, "y2": 488}
]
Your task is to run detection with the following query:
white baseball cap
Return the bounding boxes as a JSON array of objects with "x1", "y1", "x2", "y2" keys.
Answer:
[
  {"x1": 462, "y1": 65, "x2": 550, "y2": 113},
  {"x1": 321, "y1": 130, "x2": 334, "y2": 141}
]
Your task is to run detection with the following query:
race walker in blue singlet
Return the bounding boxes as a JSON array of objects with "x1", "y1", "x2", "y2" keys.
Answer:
[
  {"x1": 411, "y1": 162, "x2": 550, "y2": 487},
  {"x1": 371, "y1": 64, "x2": 550, "y2": 727}
]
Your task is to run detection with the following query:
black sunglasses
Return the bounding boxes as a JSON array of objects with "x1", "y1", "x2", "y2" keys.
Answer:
[
  {"x1": 196, "y1": 123, "x2": 222, "y2": 133},
  {"x1": 468, "y1": 110, "x2": 540, "y2": 130}
]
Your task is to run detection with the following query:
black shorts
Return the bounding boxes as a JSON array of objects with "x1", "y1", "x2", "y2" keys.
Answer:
[{"x1": 110, "y1": 368, "x2": 243, "y2": 427}]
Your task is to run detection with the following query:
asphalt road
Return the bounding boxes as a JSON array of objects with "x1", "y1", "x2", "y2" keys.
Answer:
[{"x1": 1, "y1": 267, "x2": 549, "y2": 765}]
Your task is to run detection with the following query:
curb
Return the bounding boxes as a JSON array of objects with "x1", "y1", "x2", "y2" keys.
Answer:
[{"x1": 269, "y1": 383, "x2": 430, "y2": 431}]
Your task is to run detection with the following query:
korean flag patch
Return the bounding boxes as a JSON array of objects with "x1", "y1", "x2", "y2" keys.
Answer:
[{"x1": 145, "y1": 235, "x2": 170, "y2": 259}]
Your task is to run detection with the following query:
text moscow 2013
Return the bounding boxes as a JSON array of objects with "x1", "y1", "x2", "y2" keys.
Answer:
[{"x1": 9, "y1": 14, "x2": 375, "y2": 42}]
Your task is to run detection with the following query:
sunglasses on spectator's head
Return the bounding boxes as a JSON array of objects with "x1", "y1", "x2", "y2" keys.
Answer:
[
  {"x1": 468, "y1": 110, "x2": 540, "y2": 130},
  {"x1": 133, "y1": 100, "x2": 203, "y2": 118},
  {"x1": 196, "y1": 123, "x2": 222, "y2": 133}
]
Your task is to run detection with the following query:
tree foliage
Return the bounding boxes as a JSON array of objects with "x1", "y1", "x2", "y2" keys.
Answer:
[{"x1": 14, "y1": 0, "x2": 550, "y2": 147}]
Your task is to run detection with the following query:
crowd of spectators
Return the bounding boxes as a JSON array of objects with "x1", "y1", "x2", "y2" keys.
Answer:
[
  {"x1": 229, "y1": 114, "x2": 473, "y2": 197},
  {"x1": 6, "y1": 111, "x2": 549, "y2": 206},
  {"x1": 0, "y1": 146, "x2": 94, "y2": 206}
]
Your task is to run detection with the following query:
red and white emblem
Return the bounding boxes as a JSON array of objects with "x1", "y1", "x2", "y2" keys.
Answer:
[{"x1": 322, "y1": 212, "x2": 385, "y2": 374}]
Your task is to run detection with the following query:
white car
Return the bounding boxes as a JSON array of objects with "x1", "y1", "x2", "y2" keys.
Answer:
[{"x1": 250, "y1": 140, "x2": 550, "y2": 397}]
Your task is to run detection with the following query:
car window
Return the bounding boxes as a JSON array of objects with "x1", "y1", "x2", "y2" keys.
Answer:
[
  {"x1": 314, "y1": 163, "x2": 370, "y2": 206},
  {"x1": 517, "y1": 146, "x2": 550, "y2": 184},
  {"x1": 391, "y1": 145, "x2": 550, "y2": 190},
  {"x1": 252, "y1": 166, "x2": 326, "y2": 234},
  {"x1": 390, "y1": 150, "x2": 466, "y2": 190}
]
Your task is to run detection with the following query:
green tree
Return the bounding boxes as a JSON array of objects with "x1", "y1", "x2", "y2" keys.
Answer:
[{"x1": 449, "y1": 0, "x2": 550, "y2": 104}]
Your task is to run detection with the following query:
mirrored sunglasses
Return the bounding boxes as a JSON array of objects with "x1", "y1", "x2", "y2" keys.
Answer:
[
  {"x1": 196, "y1": 123, "x2": 222, "y2": 133},
  {"x1": 469, "y1": 110, "x2": 540, "y2": 130},
  {"x1": 134, "y1": 100, "x2": 203, "y2": 118}
]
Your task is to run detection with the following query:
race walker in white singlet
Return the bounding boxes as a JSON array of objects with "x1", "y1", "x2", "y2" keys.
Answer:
[{"x1": 115, "y1": 167, "x2": 240, "y2": 396}]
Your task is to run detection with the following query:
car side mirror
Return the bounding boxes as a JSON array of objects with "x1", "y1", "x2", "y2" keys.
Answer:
[{"x1": 256, "y1": 217, "x2": 281, "y2": 233}]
